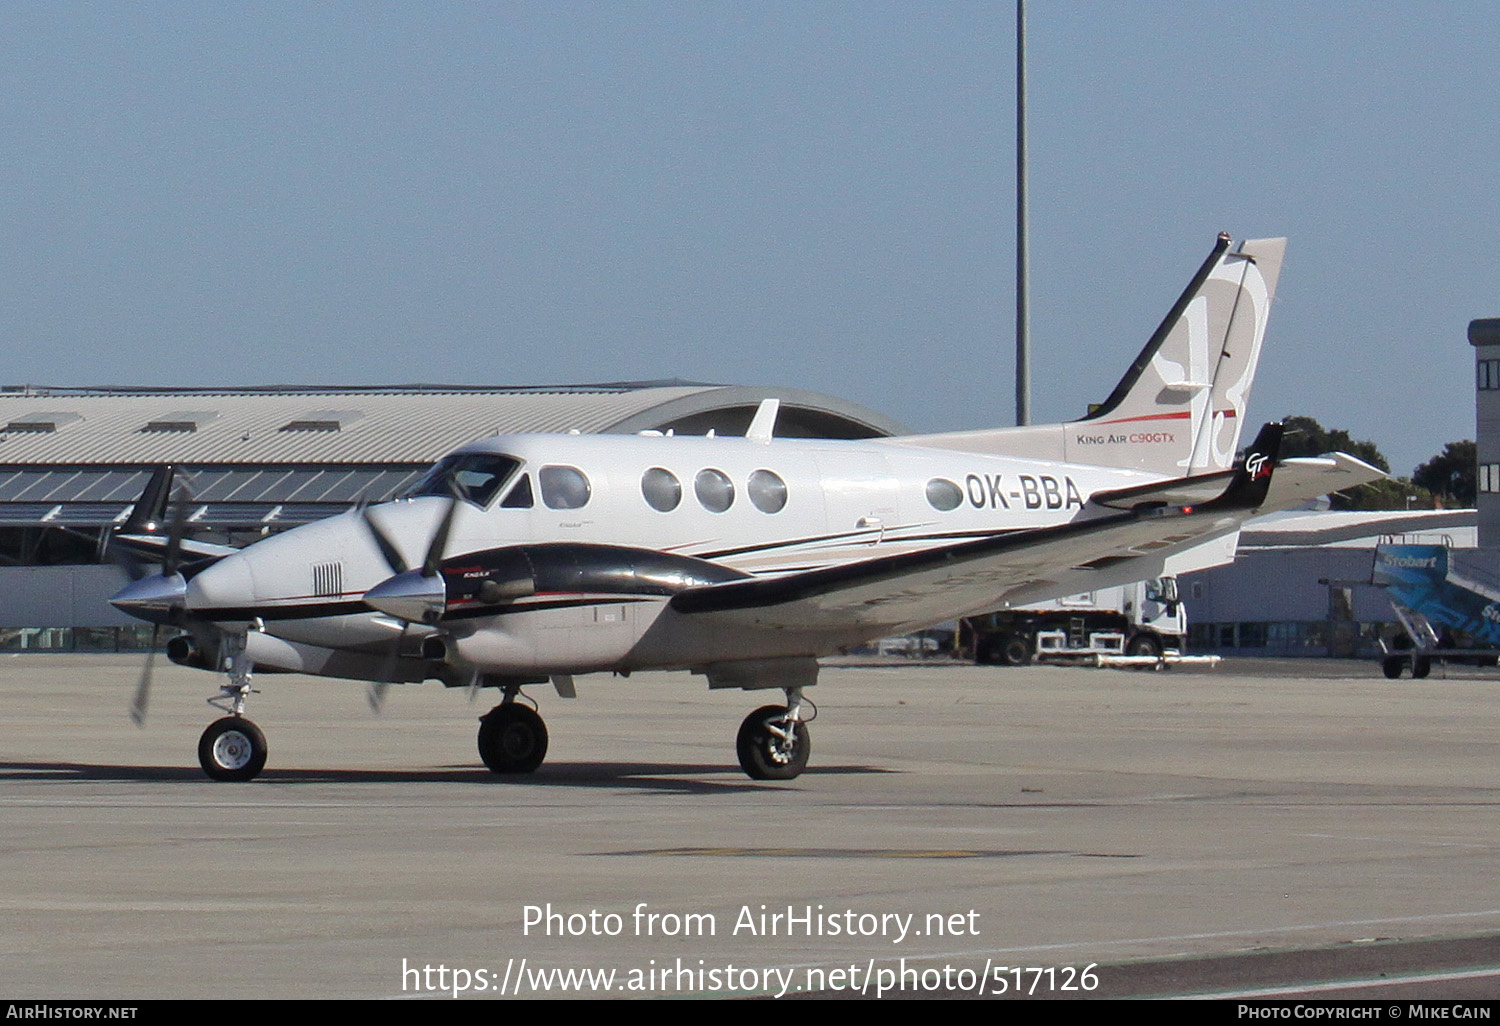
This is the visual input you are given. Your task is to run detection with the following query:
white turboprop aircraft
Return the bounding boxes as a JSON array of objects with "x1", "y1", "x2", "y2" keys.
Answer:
[{"x1": 110, "y1": 233, "x2": 1382, "y2": 782}]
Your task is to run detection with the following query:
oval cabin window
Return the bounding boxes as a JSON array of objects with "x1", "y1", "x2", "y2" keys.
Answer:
[
  {"x1": 926, "y1": 478, "x2": 963, "y2": 511},
  {"x1": 694, "y1": 469, "x2": 734, "y2": 513},
  {"x1": 747, "y1": 469, "x2": 788, "y2": 513},
  {"x1": 641, "y1": 467, "x2": 682, "y2": 512}
]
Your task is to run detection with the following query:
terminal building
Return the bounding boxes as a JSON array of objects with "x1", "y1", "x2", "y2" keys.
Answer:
[{"x1": 0, "y1": 382, "x2": 907, "y2": 649}]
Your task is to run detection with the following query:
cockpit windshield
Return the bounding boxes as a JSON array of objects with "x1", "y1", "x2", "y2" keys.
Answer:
[{"x1": 402, "y1": 453, "x2": 523, "y2": 508}]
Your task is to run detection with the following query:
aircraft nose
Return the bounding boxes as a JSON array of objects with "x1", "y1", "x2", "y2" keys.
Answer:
[
  {"x1": 185, "y1": 553, "x2": 257, "y2": 616},
  {"x1": 109, "y1": 573, "x2": 187, "y2": 624},
  {"x1": 363, "y1": 570, "x2": 446, "y2": 624}
]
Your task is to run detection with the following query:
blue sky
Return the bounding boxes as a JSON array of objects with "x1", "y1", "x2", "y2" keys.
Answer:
[{"x1": 0, "y1": 2, "x2": 1494, "y2": 476}]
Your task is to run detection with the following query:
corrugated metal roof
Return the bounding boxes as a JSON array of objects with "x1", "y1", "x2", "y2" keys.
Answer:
[{"x1": 0, "y1": 386, "x2": 713, "y2": 465}]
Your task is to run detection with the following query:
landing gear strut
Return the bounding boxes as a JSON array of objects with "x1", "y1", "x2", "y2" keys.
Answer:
[
  {"x1": 478, "y1": 689, "x2": 549, "y2": 774},
  {"x1": 736, "y1": 688, "x2": 811, "y2": 781},
  {"x1": 197, "y1": 632, "x2": 268, "y2": 782}
]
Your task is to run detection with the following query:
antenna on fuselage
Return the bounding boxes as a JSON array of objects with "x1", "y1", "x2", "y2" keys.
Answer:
[{"x1": 745, "y1": 398, "x2": 781, "y2": 443}]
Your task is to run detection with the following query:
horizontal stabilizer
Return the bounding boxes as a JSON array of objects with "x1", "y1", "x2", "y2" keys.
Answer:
[
  {"x1": 1262, "y1": 454, "x2": 1386, "y2": 511},
  {"x1": 1091, "y1": 422, "x2": 1283, "y2": 511}
]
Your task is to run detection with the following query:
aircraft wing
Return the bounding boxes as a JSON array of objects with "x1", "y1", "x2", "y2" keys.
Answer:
[
  {"x1": 670, "y1": 431, "x2": 1385, "y2": 637},
  {"x1": 671, "y1": 504, "x2": 1240, "y2": 633}
]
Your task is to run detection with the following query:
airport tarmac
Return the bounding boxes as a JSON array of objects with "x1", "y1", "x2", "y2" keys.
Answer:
[{"x1": 3, "y1": 653, "x2": 1500, "y2": 1000}]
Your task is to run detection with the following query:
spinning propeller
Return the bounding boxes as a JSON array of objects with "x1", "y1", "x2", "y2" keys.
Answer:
[
  {"x1": 356, "y1": 484, "x2": 461, "y2": 712},
  {"x1": 106, "y1": 467, "x2": 196, "y2": 727}
]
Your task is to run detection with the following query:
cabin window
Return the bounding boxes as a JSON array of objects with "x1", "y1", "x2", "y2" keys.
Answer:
[
  {"x1": 404, "y1": 453, "x2": 521, "y2": 508},
  {"x1": 694, "y1": 469, "x2": 734, "y2": 513},
  {"x1": 641, "y1": 468, "x2": 681, "y2": 512},
  {"x1": 748, "y1": 469, "x2": 787, "y2": 513},
  {"x1": 539, "y1": 466, "x2": 592, "y2": 510},
  {"x1": 926, "y1": 478, "x2": 963, "y2": 511}
]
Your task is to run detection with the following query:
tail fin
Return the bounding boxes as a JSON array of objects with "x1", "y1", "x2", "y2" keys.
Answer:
[
  {"x1": 1201, "y1": 421, "x2": 1283, "y2": 511},
  {"x1": 118, "y1": 465, "x2": 176, "y2": 536},
  {"x1": 892, "y1": 234, "x2": 1286, "y2": 476}
]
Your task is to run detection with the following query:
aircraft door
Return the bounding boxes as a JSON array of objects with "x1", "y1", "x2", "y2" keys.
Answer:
[{"x1": 813, "y1": 451, "x2": 901, "y2": 548}]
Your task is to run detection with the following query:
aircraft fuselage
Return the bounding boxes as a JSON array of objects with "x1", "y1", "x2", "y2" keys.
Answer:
[{"x1": 184, "y1": 432, "x2": 1166, "y2": 679}]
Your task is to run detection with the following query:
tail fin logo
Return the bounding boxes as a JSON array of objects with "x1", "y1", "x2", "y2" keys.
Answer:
[{"x1": 1245, "y1": 451, "x2": 1272, "y2": 481}]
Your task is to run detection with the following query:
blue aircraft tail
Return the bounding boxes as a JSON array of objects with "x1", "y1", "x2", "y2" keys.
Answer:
[{"x1": 1372, "y1": 543, "x2": 1500, "y2": 648}]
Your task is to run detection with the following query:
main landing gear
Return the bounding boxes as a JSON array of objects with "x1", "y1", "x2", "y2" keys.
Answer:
[
  {"x1": 735, "y1": 688, "x2": 812, "y2": 781},
  {"x1": 470, "y1": 685, "x2": 814, "y2": 781},
  {"x1": 197, "y1": 633, "x2": 269, "y2": 782},
  {"x1": 477, "y1": 688, "x2": 549, "y2": 774}
]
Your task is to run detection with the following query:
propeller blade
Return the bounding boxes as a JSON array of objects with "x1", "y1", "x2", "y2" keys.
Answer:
[
  {"x1": 161, "y1": 476, "x2": 195, "y2": 579},
  {"x1": 366, "y1": 681, "x2": 390, "y2": 715},
  {"x1": 422, "y1": 492, "x2": 459, "y2": 578},
  {"x1": 359, "y1": 505, "x2": 409, "y2": 576},
  {"x1": 130, "y1": 624, "x2": 161, "y2": 727},
  {"x1": 117, "y1": 546, "x2": 151, "y2": 582},
  {"x1": 86, "y1": 526, "x2": 148, "y2": 582},
  {"x1": 366, "y1": 621, "x2": 410, "y2": 714}
]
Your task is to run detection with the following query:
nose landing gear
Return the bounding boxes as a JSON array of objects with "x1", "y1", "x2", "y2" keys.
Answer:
[{"x1": 196, "y1": 632, "x2": 267, "y2": 782}]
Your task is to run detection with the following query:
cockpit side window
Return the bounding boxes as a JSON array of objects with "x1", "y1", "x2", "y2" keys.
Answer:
[
  {"x1": 500, "y1": 474, "x2": 534, "y2": 509},
  {"x1": 403, "y1": 454, "x2": 522, "y2": 508}
]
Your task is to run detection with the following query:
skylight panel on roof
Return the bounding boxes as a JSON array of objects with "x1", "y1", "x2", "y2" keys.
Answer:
[
  {"x1": 279, "y1": 410, "x2": 364, "y2": 433},
  {"x1": 4, "y1": 412, "x2": 81, "y2": 433},
  {"x1": 141, "y1": 411, "x2": 218, "y2": 433}
]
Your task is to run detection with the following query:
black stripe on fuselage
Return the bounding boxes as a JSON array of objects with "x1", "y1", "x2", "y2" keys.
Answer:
[
  {"x1": 694, "y1": 525, "x2": 1021, "y2": 561},
  {"x1": 195, "y1": 599, "x2": 371, "y2": 622}
]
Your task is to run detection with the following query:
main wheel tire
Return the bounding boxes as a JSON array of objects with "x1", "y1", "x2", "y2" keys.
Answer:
[
  {"x1": 1382, "y1": 656, "x2": 1405, "y2": 679},
  {"x1": 478, "y1": 704, "x2": 549, "y2": 774},
  {"x1": 736, "y1": 704, "x2": 810, "y2": 781},
  {"x1": 1000, "y1": 636, "x2": 1032, "y2": 667},
  {"x1": 198, "y1": 716, "x2": 268, "y2": 782},
  {"x1": 1412, "y1": 656, "x2": 1432, "y2": 679}
]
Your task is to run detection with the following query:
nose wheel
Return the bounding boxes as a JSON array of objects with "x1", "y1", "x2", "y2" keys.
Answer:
[{"x1": 198, "y1": 716, "x2": 268, "y2": 782}]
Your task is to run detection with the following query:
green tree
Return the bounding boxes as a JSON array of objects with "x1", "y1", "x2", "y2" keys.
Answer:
[
  {"x1": 1278, "y1": 416, "x2": 1431, "y2": 511},
  {"x1": 1279, "y1": 415, "x2": 1389, "y2": 471},
  {"x1": 1412, "y1": 440, "x2": 1476, "y2": 507}
]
